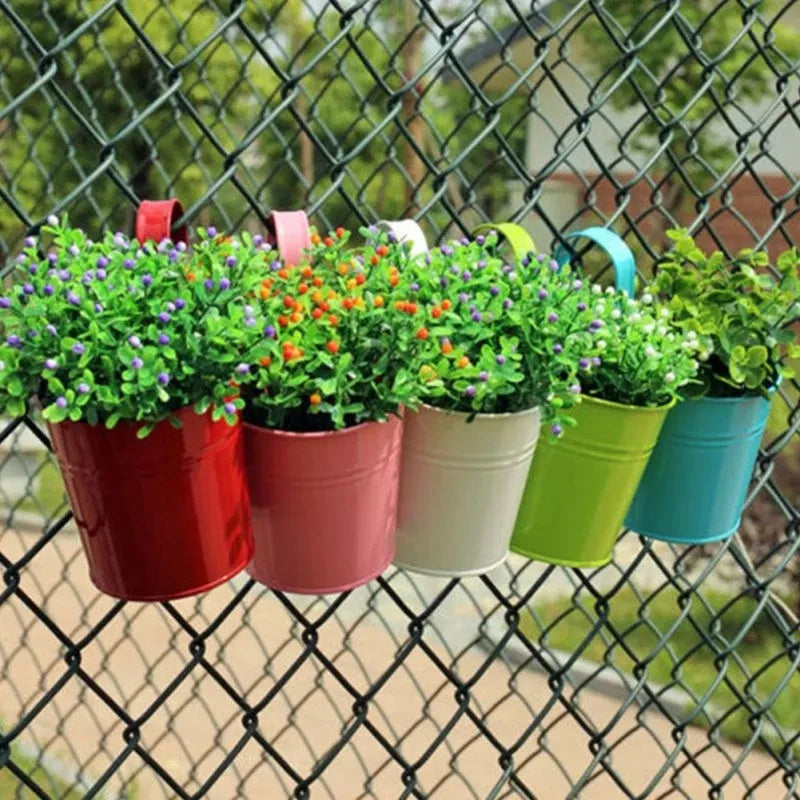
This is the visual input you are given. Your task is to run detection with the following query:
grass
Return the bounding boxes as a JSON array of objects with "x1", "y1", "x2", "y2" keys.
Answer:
[
  {"x1": 16, "y1": 457, "x2": 66, "y2": 517},
  {"x1": 0, "y1": 751, "x2": 84, "y2": 799},
  {"x1": 524, "y1": 584, "x2": 800, "y2": 754}
]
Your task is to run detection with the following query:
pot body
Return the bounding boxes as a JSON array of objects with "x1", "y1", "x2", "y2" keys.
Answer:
[
  {"x1": 395, "y1": 404, "x2": 541, "y2": 576},
  {"x1": 511, "y1": 395, "x2": 671, "y2": 567},
  {"x1": 625, "y1": 391, "x2": 773, "y2": 544},
  {"x1": 245, "y1": 416, "x2": 402, "y2": 594},
  {"x1": 48, "y1": 408, "x2": 253, "y2": 601}
]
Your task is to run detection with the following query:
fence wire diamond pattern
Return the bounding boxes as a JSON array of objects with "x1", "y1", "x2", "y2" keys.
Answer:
[{"x1": 1, "y1": 1, "x2": 799, "y2": 798}]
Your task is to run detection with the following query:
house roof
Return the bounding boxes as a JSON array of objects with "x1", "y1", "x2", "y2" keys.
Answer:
[{"x1": 456, "y1": 8, "x2": 549, "y2": 73}]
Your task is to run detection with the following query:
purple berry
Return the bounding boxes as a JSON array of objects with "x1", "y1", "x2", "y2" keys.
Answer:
[
  {"x1": 552, "y1": 423, "x2": 563, "y2": 436},
  {"x1": 479, "y1": 370, "x2": 489, "y2": 382},
  {"x1": 496, "y1": 354, "x2": 506, "y2": 365},
  {"x1": 569, "y1": 383, "x2": 581, "y2": 394},
  {"x1": 168, "y1": 249, "x2": 179, "y2": 262},
  {"x1": 441, "y1": 245, "x2": 454, "y2": 257},
  {"x1": 45, "y1": 324, "x2": 56, "y2": 336},
  {"x1": 66, "y1": 291, "x2": 80, "y2": 306},
  {"x1": 207, "y1": 226, "x2": 217, "y2": 238},
  {"x1": 536, "y1": 253, "x2": 546, "y2": 263},
  {"x1": 577, "y1": 302, "x2": 587, "y2": 312},
  {"x1": 158, "y1": 311, "x2": 171, "y2": 324},
  {"x1": 72, "y1": 342, "x2": 85, "y2": 355},
  {"x1": 538, "y1": 289, "x2": 548, "y2": 300},
  {"x1": 16, "y1": 254, "x2": 27, "y2": 264},
  {"x1": 128, "y1": 335, "x2": 141, "y2": 348},
  {"x1": 96, "y1": 256, "x2": 109, "y2": 268},
  {"x1": 123, "y1": 259, "x2": 135, "y2": 269},
  {"x1": 158, "y1": 333, "x2": 170, "y2": 345},
  {"x1": 461, "y1": 270, "x2": 472, "y2": 281},
  {"x1": 476, "y1": 234, "x2": 485, "y2": 246},
  {"x1": 58, "y1": 269, "x2": 70, "y2": 281},
  {"x1": 55, "y1": 396, "x2": 68, "y2": 409},
  {"x1": 410, "y1": 282, "x2": 419, "y2": 292},
  {"x1": 219, "y1": 277, "x2": 231, "y2": 291},
  {"x1": 458, "y1": 292, "x2": 469, "y2": 303},
  {"x1": 43, "y1": 284, "x2": 54, "y2": 296},
  {"x1": 176, "y1": 241, "x2": 187, "y2": 252},
  {"x1": 236, "y1": 363, "x2": 250, "y2": 375},
  {"x1": 264, "y1": 324, "x2": 277, "y2": 339},
  {"x1": 549, "y1": 258, "x2": 559, "y2": 272},
  {"x1": 270, "y1": 260, "x2": 282, "y2": 272},
  {"x1": 23, "y1": 283, "x2": 34, "y2": 295},
  {"x1": 547, "y1": 312, "x2": 559, "y2": 323},
  {"x1": 141, "y1": 274, "x2": 152, "y2": 287},
  {"x1": 553, "y1": 343, "x2": 563, "y2": 354},
  {"x1": 174, "y1": 298, "x2": 186, "y2": 310},
  {"x1": 131, "y1": 356, "x2": 143, "y2": 369},
  {"x1": 224, "y1": 401, "x2": 236, "y2": 415},
  {"x1": 77, "y1": 382, "x2": 90, "y2": 395},
  {"x1": 24, "y1": 236, "x2": 36, "y2": 248},
  {"x1": 592, "y1": 356, "x2": 602, "y2": 367},
  {"x1": 47, "y1": 253, "x2": 58, "y2": 264},
  {"x1": 489, "y1": 285, "x2": 500, "y2": 296},
  {"x1": 0, "y1": 297, "x2": 10, "y2": 308},
  {"x1": 204, "y1": 279, "x2": 214, "y2": 290},
  {"x1": 579, "y1": 358, "x2": 591, "y2": 369},
  {"x1": 225, "y1": 256, "x2": 237, "y2": 268},
  {"x1": 96, "y1": 268, "x2": 107, "y2": 281},
  {"x1": 464, "y1": 385, "x2": 476, "y2": 397},
  {"x1": 440, "y1": 277, "x2": 449, "y2": 288},
  {"x1": 590, "y1": 319, "x2": 603, "y2": 330},
  {"x1": 94, "y1": 303, "x2": 103, "y2": 313},
  {"x1": 253, "y1": 234, "x2": 263, "y2": 247},
  {"x1": 68, "y1": 245, "x2": 80, "y2": 257},
  {"x1": 44, "y1": 358, "x2": 58, "y2": 370},
  {"x1": 28, "y1": 264, "x2": 38, "y2": 275},
  {"x1": 503, "y1": 298, "x2": 513, "y2": 309},
  {"x1": 471, "y1": 311, "x2": 482, "y2": 322},
  {"x1": 157, "y1": 372, "x2": 170, "y2": 386}
]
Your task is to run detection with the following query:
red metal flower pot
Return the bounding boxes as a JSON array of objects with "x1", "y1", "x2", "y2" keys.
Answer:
[
  {"x1": 244, "y1": 416, "x2": 402, "y2": 594},
  {"x1": 48, "y1": 407, "x2": 253, "y2": 601}
]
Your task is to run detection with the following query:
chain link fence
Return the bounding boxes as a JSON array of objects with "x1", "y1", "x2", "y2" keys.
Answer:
[{"x1": 1, "y1": 1, "x2": 799, "y2": 797}]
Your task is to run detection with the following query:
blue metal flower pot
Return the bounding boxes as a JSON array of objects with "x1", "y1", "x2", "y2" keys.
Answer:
[{"x1": 625, "y1": 390, "x2": 774, "y2": 544}]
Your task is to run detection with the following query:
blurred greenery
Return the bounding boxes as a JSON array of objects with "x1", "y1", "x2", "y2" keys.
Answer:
[
  {"x1": 525, "y1": 584, "x2": 800, "y2": 754},
  {"x1": 0, "y1": 750, "x2": 84, "y2": 799}
]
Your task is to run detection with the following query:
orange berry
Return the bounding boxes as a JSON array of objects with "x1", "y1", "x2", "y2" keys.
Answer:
[
  {"x1": 312, "y1": 290, "x2": 323, "y2": 303},
  {"x1": 320, "y1": 301, "x2": 330, "y2": 312},
  {"x1": 354, "y1": 297, "x2": 364, "y2": 308},
  {"x1": 457, "y1": 355, "x2": 470, "y2": 368},
  {"x1": 405, "y1": 302, "x2": 418, "y2": 315},
  {"x1": 355, "y1": 273, "x2": 366, "y2": 285},
  {"x1": 416, "y1": 328, "x2": 430, "y2": 340},
  {"x1": 327, "y1": 340, "x2": 340, "y2": 354},
  {"x1": 441, "y1": 341, "x2": 453, "y2": 354},
  {"x1": 343, "y1": 298, "x2": 354, "y2": 310},
  {"x1": 327, "y1": 289, "x2": 337, "y2": 299},
  {"x1": 328, "y1": 314, "x2": 339, "y2": 326},
  {"x1": 431, "y1": 306, "x2": 442, "y2": 319},
  {"x1": 338, "y1": 263, "x2": 349, "y2": 276},
  {"x1": 346, "y1": 277, "x2": 357, "y2": 290},
  {"x1": 290, "y1": 311, "x2": 302, "y2": 324},
  {"x1": 311, "y1": 233, "x2": 321, "y2": 245},
  {"x1": 278, "y1": 268, "x2": 289, "y2": 280},
  {"x1": 293, "y1": 301, "x2": 303, "y2": 312},
  {"x1": 370, "y1": 255, "x2": 379, "y2": 266},
  {"x1": 186, "y1": 271, "x2": 196, "y2": 282},
  {"x1": 283, "y1": 295, "x2": 295, "y2": 308},
  {"x1": 324, "y1": 236, "x2": 335, "y2": 247},
  {"x1": 312, "y1": 276, "x2": 324, "y2": 288},
  {"x1": 394, "y1": 301, "x2": 405, "y2": 311},
  {"x1": 309, "y1": 393, "x2": 322, "y2": 405},
  {"x1": 298, "y1": 282, "x2": 309, "y2": 294},
  {"x1": 389, "y1": 275, "x2": 399, "y2": 287},
  {"x1": 278, "y1": 315, "x2": 289, "y2": 327},
  {"x1": 301, "y1": 266, "x2": 313, "y2": 278},
  {"x1": 259, "y1": 287, "x2": 271, "y2": 300},
  {"x1": 377, "y1": 244, "x2": 389, "y2": 257},
  {"x1": 260, "y1": 356, "x2": 272, "y2": 367},
  {"x1": 312, "y1": 308, "x2": 323, "y2": 319},
  {"x1": 441, "y1": 299, "x2": 452, "y2": 310},
  {"x1": 373, "y1": 295, "x2": 385, "y2": 307},
  {"x1": 335, "y1": 227, "x2": 346, "y2": 238}
]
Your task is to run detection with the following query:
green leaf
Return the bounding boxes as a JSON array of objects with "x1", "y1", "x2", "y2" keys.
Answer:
[{"x1": 746, "y1": 345, "x2": 768, "y2": 367}]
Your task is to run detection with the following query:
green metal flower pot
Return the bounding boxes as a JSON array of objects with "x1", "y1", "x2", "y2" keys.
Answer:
[{"x1": 510, "y1": 395, "x2": 673, "y2": 567}]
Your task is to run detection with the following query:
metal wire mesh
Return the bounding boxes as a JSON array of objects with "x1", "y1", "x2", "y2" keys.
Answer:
[{"x1": 1, "y1": 1, "x2": 799, "y2": 797}]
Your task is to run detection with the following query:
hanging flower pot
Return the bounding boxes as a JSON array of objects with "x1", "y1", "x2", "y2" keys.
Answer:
[
  {"x1": 235, "y1": 224, "x2": 426, "y2": 593},
  {"x1": 391, "y1": 223, "x2": 598, "y2": 575},
  {"x1": 49, "y1": 407, "x2": 252, "y2": 600},
  {"x1": 625, "y1": 389, "x2": 775, "y2": 544},
  {"x1": 245, "y1": 416, "x2": 402, "y2": 593},
  {"x1": 395, "y1": 404, "x2": 540, "y2": 576},
  {"x1": 625, "y1": 229, "x2": 799, "y2": 544},
  {"x1": 510, "y1": 227, "x2": 700, "y2": 567},
  {"x1": 511, "y1": 395, "x2": 672, "y2": 566},
  {"x1": 0, "y1": 205, "x2": 275, "y2": 599}
]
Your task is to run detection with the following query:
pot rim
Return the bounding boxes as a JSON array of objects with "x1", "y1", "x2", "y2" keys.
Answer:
[
  {"x1": 46, "y1": 403, "x2": 227, "y2": 431},
  {"x1": 243, "y1": 413, "x2": 401, "y2": 440},
  {"x1": 676, "y1": 379, "x2": 780, "y2": 405},
  {"x1": 580, "y1": 393, "x2": 676, "y2": 413},
  {"x1": 416, "y1": 402, "x2": 541, "y2": 421}
]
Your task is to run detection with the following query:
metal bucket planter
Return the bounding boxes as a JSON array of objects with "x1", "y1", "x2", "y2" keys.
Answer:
[
  {"x1": 244, "y1": 416, "x2": 402, "y2": 594},
  {"x1": 394, "y1": 404, "x2": 542, "y2": 576},
  {"x1": 510, "y1": 395, "x2": 672, "y2": 567},
  {"x1": 625, "y1": 389, "x2": 775, "y2": 544},
  {"x1": 48, "y1": 407, "x2": 254, "y2": 601}
]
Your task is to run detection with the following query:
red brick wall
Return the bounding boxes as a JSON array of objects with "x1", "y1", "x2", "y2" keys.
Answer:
[{"x1": 558, "y1": 171, "x2": 800, "y2": 257}]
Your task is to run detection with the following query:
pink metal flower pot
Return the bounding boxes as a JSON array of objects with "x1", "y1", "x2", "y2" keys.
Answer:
[{"x1": 244, "y1": 416, "x2": 403, "y2": 594}]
